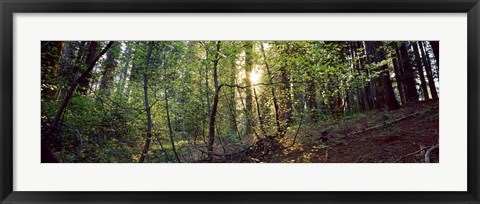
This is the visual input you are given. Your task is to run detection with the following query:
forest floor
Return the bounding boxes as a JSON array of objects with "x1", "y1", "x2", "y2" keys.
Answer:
[
  {"x1": 204, "y1": 99, "x2": 439, "y2": 163},
  {"x1": 275, "y1": 99, "x2": 439, "y2": 163}
]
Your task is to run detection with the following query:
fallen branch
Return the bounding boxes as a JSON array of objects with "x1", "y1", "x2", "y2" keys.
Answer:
[
  {"x1": 352, "y1": 112, "x2": 420, "y2": 135},
  {"x1": 352, "y1": 105, "x2": 439, "y2": 136},
  {"x1": 425, "y1": 144, "x2": 439, "y2": 163},
  {"x1": 396, "y1": 144, "x2": 437, "y2": 163}
]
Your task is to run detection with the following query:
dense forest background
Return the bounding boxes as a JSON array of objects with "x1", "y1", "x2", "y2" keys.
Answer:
[{"x1": 41, "y1": 41, "x2": 439, "y2": 163}]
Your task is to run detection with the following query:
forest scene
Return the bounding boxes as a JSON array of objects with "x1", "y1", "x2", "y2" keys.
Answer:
[{"x1": 41, "y1": 41, "x2": 439, "y2": 163}]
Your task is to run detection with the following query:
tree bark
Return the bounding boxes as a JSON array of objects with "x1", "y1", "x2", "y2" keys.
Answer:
[
  {"x1": 393, "y1": 45, "x2": 406, "y2": 105},
  {"x1": 419, "y1": 41, "x2": 438, "y2": 99},
  {"x1": 244, "y1": 41, "x2": 254, "y2": 135},
  {"x1": 78, "y1": 41, "x2": 98, "y2": 95},
  {"x1": 306, "y1": 70, "x2": 318, "y2": 122},
  {"x1": 165, "y1": 73, "x2": 182, "y2": 162},
  {"x1": 412, "y1": 42, "x2": 429, "y2": 100},
  {"x1": 207, "y1": 41, "x2": 222, "y2": 162},
  {"x1": 99, "y1": 42, "x2": 118, "y2": 95},
  {"x1": 368, "y1": 41, "x2": 400, "y2": 110},
  {"x1": 399, "y1": 42, "x2": 419, "y2": 103},
  {"x1": 139, "y1": 41, "x2": 154, "y2": 163},
  {"x1": 429, "y1": 41, "x2": 439, "y2": 68},
  {"x1": 260, "y1": 43, "x2": 282, "y2": 137}
]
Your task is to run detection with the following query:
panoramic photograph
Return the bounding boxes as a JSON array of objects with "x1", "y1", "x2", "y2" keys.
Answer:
[{"x1": 41, "y1": 41, "x2": 439, "y2": 163}]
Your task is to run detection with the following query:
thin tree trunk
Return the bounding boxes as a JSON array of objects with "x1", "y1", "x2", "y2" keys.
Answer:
[
  {"x1": 253, "y1": 87, "x2": 266, "y2": 136},
  {"x1": 244, "y1": 41, "x2": 254, "y2": 135},
  {"x1": 139, "y1": 41, "x2": 154, "y2": 163},
  {"x1": 207, "y1": 41, "x2": 221, "y2": 162},
  {"x1": 260, "y1": 42, "x2": 282, "y2": 137},
  {"x1": 165, "y1": 77, "x2": 182, "y2": 162}
]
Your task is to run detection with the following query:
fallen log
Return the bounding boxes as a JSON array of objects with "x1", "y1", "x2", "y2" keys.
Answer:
[
  {"x1": 352, "y1": 105, "x2": 438, "y2": 136},
  {"x1": 425, "y1": 144, "x2": 439, "y2": 163}
]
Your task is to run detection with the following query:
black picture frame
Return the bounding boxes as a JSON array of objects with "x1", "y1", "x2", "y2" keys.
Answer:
[{"x1": 1, "y1": 0, "x2": 479, "y2": 203}]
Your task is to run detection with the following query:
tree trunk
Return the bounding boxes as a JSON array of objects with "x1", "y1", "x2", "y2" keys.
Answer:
[
  {"x1": 99, "y1": 42, "x2": 119, "y2": 95},
  {"x1": 118, "y1": 42, "x2": 134, "y2": 97},
  {"x1": 350, "y1": 42, "x2": 366, "y2": 111},
  {"x1": 306, "y1": 71, "x2": 318, "y2": 122},
  {"x1": 244, "y1": 41, "x2": 254, "y2": 135},
  {"x1": 364, "y1": 42, "x2": 379, "y2": 110},
  {"x1": 260, "y1": 43, "x2": 282, "y2": 137},
  {"x1": 399, "y1": 42, "x2": 419, "y2": 103},
  {"x1": 393, "y1": 45, "x2": 406, "y2": 105},
  {"x1": 375, "y1": 41, "x2": 400, "y2": 110},
  {"x1": 139, "y1": 41, "x2": 154, "y2": 163},
  {"x1": 78, "y1": 41, "x2": 98, "y2": 95},
  {"x1": 419, "y1": 41, "x2": 438, "y2": 99},
  {"x1": 165, "y1": 74, "x2": 182, "y2": 163},
  {"x1": 207, "y1": 41, "x2": 221, "y2": 162},
  {"x1": 429, "y1": 41, "x2": 439, "y2": 67},
  {"x1": 228, "y1": 57, "x2": 239, "y2": 135},
  {"x1": 412, "y1": 42, "x2": 429, "y2": 100}
]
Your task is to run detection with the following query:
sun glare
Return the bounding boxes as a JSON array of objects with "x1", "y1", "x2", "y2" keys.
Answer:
[{"x1": 250, "y1": 71, "x2": 261, "y2": 84}]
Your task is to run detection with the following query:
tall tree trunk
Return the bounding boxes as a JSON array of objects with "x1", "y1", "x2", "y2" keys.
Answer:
[
  {"x1": 306, "y1": 70, "x2": 318, "y2": 122},
  {"x1": 253, "y1": 87, "x2": 266, "y2": 136},
  {"x1": 350, "y1": 42, "x2": 366, "y2": 111},
  {"x1": 204, "y1": 46, "x2": 212, "y2": 143},
  {"x1": 393, "y1": 45, "x2": 406, "y2": 105},
  {"x1": 118, "y1": 42, "x2": 134, "y2": 96},
  {"x1": 260, "y1": 43, "x2": 282, "y2": 137},
  {"x1": 280, "y1": 65, "x2": 293, "y2": 125},
  {"x1": 207, "y1": 41, "x2": 221, "y2": 162},
  {"x1": 412, "y1": 42, "x2": 429, "y2": 100},
  {"x1": 358, "y1": 41, "x2": 375, "y2": 110},
  {"x1": 78, "y1": 41, "x2": 98, "y2": 95},
  {"x1": 165, "y1": 73, "x2": 182, "y2": 163},
  {"x1": 368, "y1": 41, "x2": 400, "y2": 110},
  {"x1": 244, "y1": 41, "x2": 254, "y2": 135},
  {"x1": 228, "y1": 57, "x2": 239, "y2": 135},
  {"x1": 363, "y1": 41, "x2": 379, "y2": 110},
  {"x1": 99, "y1": 42, "x2": 119, "y2": 95},
  {"x1": 419, "y1": 41, "x2": 438, "y2": 99},
  {"x1": 429, "y1": 41, "x2": 439, "y2": 68},
  {"x1": 139, "y1": 42, "x2": 154, "y2": 163},
  {"x1": 399, "y1": 42, "x2": 419, "y2": 103}
]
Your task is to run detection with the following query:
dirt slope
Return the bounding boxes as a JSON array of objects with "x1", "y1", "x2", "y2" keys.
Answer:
[{"x1": 273, "y1": 100, "x2": 439, "y2": 163}]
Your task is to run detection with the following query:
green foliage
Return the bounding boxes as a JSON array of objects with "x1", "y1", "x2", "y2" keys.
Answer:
[{"x1": 41, "y1": 40, "x2": 429, "y2": 163}]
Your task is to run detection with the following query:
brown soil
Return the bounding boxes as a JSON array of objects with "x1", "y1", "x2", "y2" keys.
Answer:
[
  {"x1": 274, "y1": 100, "x2": 439, "y2": 163},
  {"x1": 191, "y1": 100, "x2": 439, "y2": 163}
]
